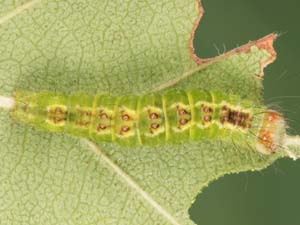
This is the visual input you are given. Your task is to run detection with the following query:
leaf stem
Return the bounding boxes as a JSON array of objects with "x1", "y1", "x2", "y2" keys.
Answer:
[{"x1": 283, "y1": 135, "x2": 300, "y2": 160}]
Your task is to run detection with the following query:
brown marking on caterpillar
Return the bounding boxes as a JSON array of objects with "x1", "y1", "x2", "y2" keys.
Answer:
[
  {"x1": 121, "y1": 114, "x2": 130, "y2": 121},
  {"x1": 202, "y1": 106, "x2": 212, "y2": 113},
  {"x1": 220, "y1": 105, "x2": 252, "y2": 129},
  {"x1": 258, "y1": 131, "x2": 274, "y2": 152},
  {"x1": 178, "y1": 109, "x2": 187, "y2": 115},
  {"x1": 220, "y1": 105, "x2": 229, "y2": 124},
  {"x1": 173, "y1": 104, "x2": 192, "y2": 130},
  {"x1": 99, "y1": 111, "x2": 108, "y2": 119},
  {"x1": 267, "y1": 113, "x2": 276, "y2": 122},
  {"x1": 151, "y1": 123, "x2": 160, "y2": 129},
  {"x1": 203, "y1": 115, "x2": 211, "y2": 123},
  {"x1": 179, "y1": 118, "x2": 189, "y2": 125},
  {"x1": 97, "y1": 124, "x2": 107, "y2": 131},
  {"x1": 149, "y1": 112, "x2": 159, "y2": 120},
  {"x1": 199, "y1": 103, "x2": 213, "y2": 126},
  {"x1": 176, "y1": 105, "x2": 190, "y2": 116},
  {"x1": 76, "y1": 109, "x2": 92, "y2": 127},
  {"x1": 47, "y1": 106, "x2": 67, "y2": 125},
  {"x1": 121, "y1": 126, "x2": 130, "y2": 133},
  {"x1": 256, "y1": 111, "x2": 285, "y2": 154}
]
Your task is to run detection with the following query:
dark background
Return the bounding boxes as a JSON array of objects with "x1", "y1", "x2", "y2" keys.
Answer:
[{"x1": 189, "y1": 1, "x2": 300, "y2": 225}]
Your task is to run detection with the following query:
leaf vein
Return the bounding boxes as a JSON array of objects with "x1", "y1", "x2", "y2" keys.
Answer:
[
  {"x1": 0, "y1": 0, "x2": 40, "y2": 26},
  {"x1": 84, "y1": 139, "x2": 183, "y2": 225}
]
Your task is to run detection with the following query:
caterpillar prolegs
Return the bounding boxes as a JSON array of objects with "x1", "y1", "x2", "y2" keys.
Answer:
[{"x1": 11, "y1": 89, "x2": 286, "y2": 155}]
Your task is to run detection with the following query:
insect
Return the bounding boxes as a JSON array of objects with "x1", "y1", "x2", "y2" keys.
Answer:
[{"x1": 9, "y1": 89, "x2": 286, "y2": 155}]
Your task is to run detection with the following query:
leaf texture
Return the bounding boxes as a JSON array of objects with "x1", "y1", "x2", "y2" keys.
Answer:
[{"x1": 0, "y1": 0, "x2": 281, "y2": 224}]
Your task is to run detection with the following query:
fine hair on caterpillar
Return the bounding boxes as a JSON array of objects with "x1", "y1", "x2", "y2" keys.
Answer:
[
  {"x1": 8, "y1": 89, "x2": 286, "y2": 155},
  {"x1": 265, "y1": 95, "x2": 300, "y2": 131}
]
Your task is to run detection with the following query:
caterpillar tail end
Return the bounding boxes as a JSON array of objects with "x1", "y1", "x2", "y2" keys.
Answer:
[{"x1": 256, "y1": 111, "x2": 286, "y2": 155}]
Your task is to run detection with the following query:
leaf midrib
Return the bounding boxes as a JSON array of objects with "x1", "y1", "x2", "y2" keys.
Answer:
[{"x1": 84, "y1": 139, "x2": 183, "y2": 225}]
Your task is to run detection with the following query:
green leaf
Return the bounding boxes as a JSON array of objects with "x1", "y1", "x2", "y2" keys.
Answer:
[{"x1": 0, "y1": 1, "x2": 289, "y2": 224}]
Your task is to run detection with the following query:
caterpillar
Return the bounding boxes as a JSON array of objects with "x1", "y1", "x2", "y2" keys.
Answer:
[{"x1": 10, "y1": 89, "x2": 286, "y2": 155}]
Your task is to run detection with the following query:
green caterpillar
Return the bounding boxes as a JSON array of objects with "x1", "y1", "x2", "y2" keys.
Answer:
[{"x1": 11, "y1": 89, "x2": 286, "y2": 155}]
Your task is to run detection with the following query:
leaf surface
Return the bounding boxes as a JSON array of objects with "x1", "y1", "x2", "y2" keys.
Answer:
[{"x1": 0, "y1": 1, "x2": 282, "y2": 224}]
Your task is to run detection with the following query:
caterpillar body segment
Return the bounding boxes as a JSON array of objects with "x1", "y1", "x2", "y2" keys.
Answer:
[
  {"x1": 138, "y1": 94, "x2": 165, "y2": 146},
  {"x1": 11, "y1": 89, "x2": 286, "y2": 154},
  {"x1": 90, "y1": 94, "x2": 117, "y2": 143}
]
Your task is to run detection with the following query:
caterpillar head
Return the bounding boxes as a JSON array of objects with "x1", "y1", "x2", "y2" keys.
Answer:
[{"x1": 256, "y1": 110, "x2": 286, "y2": 155}]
